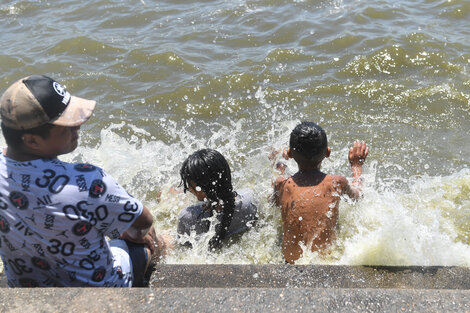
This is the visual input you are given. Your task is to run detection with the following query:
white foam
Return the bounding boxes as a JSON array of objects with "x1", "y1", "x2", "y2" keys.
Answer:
[{"x1": 1, "y1": 123, "x2": 469, "y2": 266}]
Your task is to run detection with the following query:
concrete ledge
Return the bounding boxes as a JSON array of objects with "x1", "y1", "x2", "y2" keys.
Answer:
[
  {"x1": 150, "y1": 264, "x2": 470, "y2": 289},
  {"x1": 0, "y1": 288, "x2": 469, "y2": 312},
  {"x1": 2, "y1": 265, "x2": 470, "y2": 312}
]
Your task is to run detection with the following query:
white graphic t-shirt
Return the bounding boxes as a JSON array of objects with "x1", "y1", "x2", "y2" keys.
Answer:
[{"x1": 0, "y1": 152, "x2": 143, "y2": 287}]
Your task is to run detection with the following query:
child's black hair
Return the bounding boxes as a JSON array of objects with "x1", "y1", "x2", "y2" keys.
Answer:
[
  {"x1": 289, "y1": 121, "x2": 328, "y2": 165},
  {"x1": 180, "y1": 148, "x2": 236, "y2": 250}
]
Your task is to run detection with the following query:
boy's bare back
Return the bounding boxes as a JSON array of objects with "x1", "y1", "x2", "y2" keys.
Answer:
[
  {"x1": 275, "y1": 172, "x2": 348, "y2": 263},
  {"x1": 273, "y1": 122, "x2": 368, "y2": 264}
]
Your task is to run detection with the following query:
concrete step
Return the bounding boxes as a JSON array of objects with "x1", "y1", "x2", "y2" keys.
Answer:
[
  {"x1": 150, "y1": 264, "x2": 470, "y2": 289},
  {"x1": 1, "y1": 265, "x2": 470, "y2": 312},
  {"x1": 0, "y1": 287, "x2": 469, "y2": 312}
]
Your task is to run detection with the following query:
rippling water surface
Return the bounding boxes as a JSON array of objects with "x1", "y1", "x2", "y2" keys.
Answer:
[{"x1": 1, "y1": 0, "x2": 469, "y2": 266}]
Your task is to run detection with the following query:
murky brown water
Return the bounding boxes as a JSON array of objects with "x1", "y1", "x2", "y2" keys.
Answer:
[{"x1": 1, "y1": 0, "x2": 469, "y2": 266}]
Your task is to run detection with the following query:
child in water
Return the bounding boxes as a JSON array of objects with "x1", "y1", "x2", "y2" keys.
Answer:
[
  {"x1": 178, "y1": 149, "x2": 258, "y2": 250},
  {"x1": 273, "y1": 122, "x2": 368, "y2": 264}
]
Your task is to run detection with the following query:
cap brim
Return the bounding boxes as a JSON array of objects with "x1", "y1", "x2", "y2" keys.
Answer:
[{"x1": 51, "y1": 95, "x2": 96, "y2": 127}]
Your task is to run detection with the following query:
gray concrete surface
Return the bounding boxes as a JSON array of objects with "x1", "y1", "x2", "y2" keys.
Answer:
[
  {"x1": 0, "y1": 287, "x2": 470, "y2": 312},
  {"x1": 150, "y1": 264, "x2": 470, "y2": 289},
  {"x1": 1, "y1": 265, "x2": 470, "y2": 312}
]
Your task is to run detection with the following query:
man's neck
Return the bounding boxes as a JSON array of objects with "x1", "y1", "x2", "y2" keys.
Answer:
[{"x1": 3, "y1": 147, "x2": 51, "y2": 162}]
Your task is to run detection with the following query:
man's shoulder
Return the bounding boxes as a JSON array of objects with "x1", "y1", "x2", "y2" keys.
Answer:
[
  {"x1": 19, "y1": 158, "x2": 104, "y2": 175},
  {"x1": 69, "y1": 162, "x2": 103, "y2": 173},
  {"x1": 43, "y1": 161, "x2": 108, "y2": 184},
  {"x1": 54, "y1": 161, "x2": 111, "y2": 182},
  {"x1": 1, "y1": 157, "x2": 106, "y2": 181},
  {"x1": 36, "y1": 160, "x2": 118, "y2": 198}
]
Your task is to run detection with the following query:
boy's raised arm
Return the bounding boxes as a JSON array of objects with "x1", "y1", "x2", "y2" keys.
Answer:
[
  {"x1": 269, "y1": 148, "x2": 289, "y2": 206},
  {"x1": 343, "y1": 140, "x2": 369, "y2": 199},
  {"x1": 273, "y1": 175, "x2": 287, "y2": 206}
]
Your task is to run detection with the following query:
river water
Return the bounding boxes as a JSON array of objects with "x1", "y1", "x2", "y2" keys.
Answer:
[{"x1": 1, "y1": 0, "x2": 469, "y2": 266}]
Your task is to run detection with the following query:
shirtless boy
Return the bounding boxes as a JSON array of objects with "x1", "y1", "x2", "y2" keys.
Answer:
[{"x1": 273, "y1": 121, "x2": 368, "y2": 264}]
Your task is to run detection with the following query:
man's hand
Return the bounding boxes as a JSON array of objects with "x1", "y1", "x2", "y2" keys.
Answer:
[
  {"x1": 121, "y1": 226, "x2": 156, "y2": 254},
  {"x1": 153, "y1": 232, "x2": 173, "y2": 261},
  {"x1": 143, "y1": 226, "x2": 157, "y2": 255}
]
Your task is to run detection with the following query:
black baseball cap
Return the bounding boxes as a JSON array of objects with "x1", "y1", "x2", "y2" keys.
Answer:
[{"x1": 0, "y1": 75, "x2": 96, "y2": 130}]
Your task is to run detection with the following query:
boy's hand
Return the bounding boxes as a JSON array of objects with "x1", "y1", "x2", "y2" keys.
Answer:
[
  {"x1": 282, "y1": 148, "x2": 289, "y2": 160},
  {"x1": 268, "y1": 148, "x2": 279, "y2": 161},
  {"x1": 348, "y1": 140, "x2": 368, "y2": 167},
  {"x1": 268, "y1": 148, "x2": 290, "y2": 161},
  {"x1": 275, "y1": 162, "x2": 287, "y2": 175},
  {"x1": 269, "y1": 148, "x2": 288, "y2": 175}
]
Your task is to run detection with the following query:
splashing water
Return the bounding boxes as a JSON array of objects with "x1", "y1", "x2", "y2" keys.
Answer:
[
  {"x1": 1, "y1": 0, "x2": 469, "y2": 270},
  {"x1": 5, "y1": 120, "x2": 462, "y2": 267}
]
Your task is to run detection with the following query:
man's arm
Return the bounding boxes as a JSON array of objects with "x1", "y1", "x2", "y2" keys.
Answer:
[
  {"x1": 120, "y1": 206, "x2": 155, "y2": 252},
  {"x1": 342, "y1": 140, "x2": 369, "y2": 200},
  {"x1": 123, "y1": 205, "x2": 153, "y2": 238}
]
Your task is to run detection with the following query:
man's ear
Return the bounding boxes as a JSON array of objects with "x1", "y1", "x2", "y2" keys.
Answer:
[
  {"x1": 325, "y1": 147, "x2": 331, "y2": 158},
  {"x1": 22, "y1": 134, "x2": 42, "y2": 150}
]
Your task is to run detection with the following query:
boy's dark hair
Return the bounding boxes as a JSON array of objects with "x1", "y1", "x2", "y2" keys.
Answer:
[
  {"x1": 289, "y1": 121, "x2": 328, "y2": 165},
  {"x1": 180, "y1": 148, "x2": 236, "y2": 251},
  {"x1": 1, "y1": 122, "x2": 54, "y2": 149}
]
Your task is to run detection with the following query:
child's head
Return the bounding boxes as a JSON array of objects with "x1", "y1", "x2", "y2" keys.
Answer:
[
  {"x1": 289, "y1": 121, "x2": 329, "y2": 168},
  {"x1": 180, "y1": 148, "x2": 235, "y2": 250},
  {"x1": 180, "y1": 148, "x2": 233, "y2": 202}
]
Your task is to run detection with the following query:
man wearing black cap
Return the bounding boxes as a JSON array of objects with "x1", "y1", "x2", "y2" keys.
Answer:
[{"x1": 0, "y1": 75, "x2": 166, "y2": 287}]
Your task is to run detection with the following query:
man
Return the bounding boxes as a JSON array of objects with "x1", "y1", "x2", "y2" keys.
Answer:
[{"x1": 0, "y1": 75, "x2": 165, "y2": 287}]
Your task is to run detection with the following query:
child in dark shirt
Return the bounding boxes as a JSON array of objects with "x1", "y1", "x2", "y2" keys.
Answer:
[{"x1": 178, "y1": 149, "x2": 257, "y2": 250}]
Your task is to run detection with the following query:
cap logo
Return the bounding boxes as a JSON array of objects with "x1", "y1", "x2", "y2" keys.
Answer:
[{"x1": 53, "y1": 82, "x2": 71, "y2": 106}]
